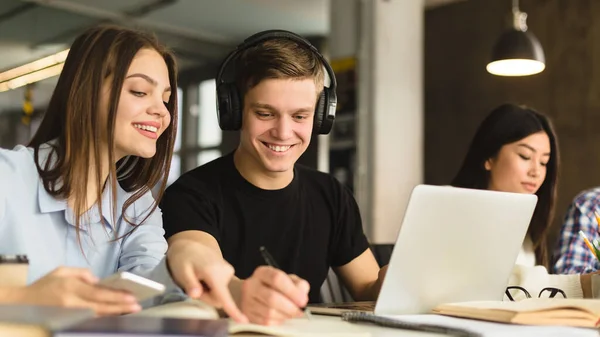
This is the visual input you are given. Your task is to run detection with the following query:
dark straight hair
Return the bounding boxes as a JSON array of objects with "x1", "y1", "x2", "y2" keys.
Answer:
[{"x1": 451, "y1": 103, "x2": 559, "y2": 267}]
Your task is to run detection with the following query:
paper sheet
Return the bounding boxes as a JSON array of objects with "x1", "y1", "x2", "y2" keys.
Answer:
[{"x1": 382, "y1": 314, "x2": 599, "y2": 337}]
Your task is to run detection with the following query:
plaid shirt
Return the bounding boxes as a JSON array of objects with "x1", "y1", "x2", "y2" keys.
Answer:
[{"x1": 553, "y1": 188, "x2": 600, "y2": 274}]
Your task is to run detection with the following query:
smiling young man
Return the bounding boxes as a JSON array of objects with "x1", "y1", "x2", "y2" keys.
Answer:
[{"x1": 160, "y1": 30, "x2": 387, "y2": 325}]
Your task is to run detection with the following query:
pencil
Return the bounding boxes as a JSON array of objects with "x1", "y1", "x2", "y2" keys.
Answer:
[
  {"x1": 579, "y1": 230, "x2": 598, "y2": 259},
  {"x1": 594, "y1": 211, "x2": 600, "y2": 234}
]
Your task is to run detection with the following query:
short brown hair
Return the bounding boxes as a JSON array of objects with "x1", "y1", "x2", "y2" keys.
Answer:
[{"x1": 234, "y1": 38, "x2": 325, "y2": 98}]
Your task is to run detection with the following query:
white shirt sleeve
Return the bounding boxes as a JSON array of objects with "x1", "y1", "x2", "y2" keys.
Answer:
[
  {"x1": 117, "y1": 191, "x2": 185, "y2": 306},
  {"x1": 0, "y1": 148, "x2": 17, "y2": 223},
  {"x1": 508, "y1": 264, "x2": 583, "y2": 300}
]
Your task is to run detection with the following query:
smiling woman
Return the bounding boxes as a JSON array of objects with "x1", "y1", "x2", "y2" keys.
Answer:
[
  {"x1": 0, "y1": 24, "x2": 247, "y2": 321},
  {"x1": 112, "y1": 52, "x2": 172, "y2": 159},
  {"x1": 29, "y1": 26, "x2": 178, "y2": 236}
]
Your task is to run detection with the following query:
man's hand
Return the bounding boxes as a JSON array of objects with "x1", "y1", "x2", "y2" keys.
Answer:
[
  {"x1": 240, "y1": 266, "x2": 309, "y2": 325},
  {"x1": 15, "y1": 267, "x2": 140, "y2": 316},
  {"x1": 166, "y1": 239, "x2": 248, "y2": 323}
]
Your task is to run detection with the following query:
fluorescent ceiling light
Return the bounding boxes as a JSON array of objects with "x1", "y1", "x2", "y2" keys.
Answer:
[
  {"x1": 0, "y1": 49, "x2": 69, "y2": 82},
  {"x1": 0, "y1": 49, "x2": 69, "y2": 92},
  {"x1": 0, "y1": 63, "x2": 64, "y2": 93}
]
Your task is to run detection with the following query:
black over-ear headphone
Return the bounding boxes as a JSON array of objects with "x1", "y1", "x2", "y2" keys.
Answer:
[{"x1": 215, "y1": 29, "x2": 337, "y2": 135}]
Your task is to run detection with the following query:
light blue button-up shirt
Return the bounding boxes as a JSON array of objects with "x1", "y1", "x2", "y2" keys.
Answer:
[{"x1": 0, "y1": 143, "x2": 181, "y2": 303}]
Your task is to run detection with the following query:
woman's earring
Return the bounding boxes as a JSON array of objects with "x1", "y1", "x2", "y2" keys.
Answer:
[
  {"x1": 484, "y1": 160, "x2": 492, "y2": 171},
  {"x1": 117, "y1": 156, "x2": 138, "y2": 181}
]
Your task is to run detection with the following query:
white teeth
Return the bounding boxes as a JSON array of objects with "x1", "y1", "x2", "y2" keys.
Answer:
[
  {"x1": 133, "y1": 124, "x2": 158, "y2": 133},
  {"x1": 267, "y1": 144, "x2": 291, "y2": 152}
]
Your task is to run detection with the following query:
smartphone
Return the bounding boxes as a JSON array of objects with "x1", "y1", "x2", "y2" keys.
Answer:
[{"x1": 98, "y1": 271, "x2": 166, "y2": 302}]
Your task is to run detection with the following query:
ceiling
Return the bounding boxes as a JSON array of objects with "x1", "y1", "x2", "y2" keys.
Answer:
[{"x1": 0, "y1": 0, "x2": 464, "y2": 113}]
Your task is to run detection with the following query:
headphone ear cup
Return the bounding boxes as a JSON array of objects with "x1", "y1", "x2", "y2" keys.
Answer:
[
  {"x1": 313, "y1": 91, "x2": 326, "y2": 134},
  {"x1": 217, "y1": 83, "x2": 233, "y2": 130},
  {"x1": 229, "y1": 85, "x2": 242, "y2": 130},
  {"x1": 217, "y1": 83, "x2": 243, "y2": 131}
]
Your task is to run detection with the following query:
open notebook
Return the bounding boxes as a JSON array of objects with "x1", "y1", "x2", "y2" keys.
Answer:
[
  {"x1": 432, "y1": 298, "x2": 600, "y2": 328},
  {"x1": 133, "y1": 300, "x2": 371, "y2": 337}
]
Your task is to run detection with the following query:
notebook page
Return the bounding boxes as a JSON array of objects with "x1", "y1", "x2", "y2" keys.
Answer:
[
  {"x1": 131, "y1": 299, "x2": 219, "y2": 319},
  {"x1": 229, "y1": 318, "x2": 371, "y2": 337},
  {"x1": 381, "y1": 314, "x2": 598, "y2": 337}
]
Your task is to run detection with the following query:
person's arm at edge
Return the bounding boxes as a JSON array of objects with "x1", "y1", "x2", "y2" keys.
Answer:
[
  {"x1": 118, "y1": 193, "x2": 246, "y2": 323},
  {"x1": 0, "y1": 153, "x2": 25, "y2": 304},
  {"x1": 0, "y1": 148, "x2": 14, "y2": 223},
  {"x1": 553, "y1": 199, "x2": 598, "y2": 274},
  {"x1": 328, "y1": 175, "x2": 385, "y2": 302},
  {"x1": 333, "y1": 248, "x2": 387, "y2": 301},
  {"x1": 167, "y1": 230, "x2": 244, "y2": 306}
]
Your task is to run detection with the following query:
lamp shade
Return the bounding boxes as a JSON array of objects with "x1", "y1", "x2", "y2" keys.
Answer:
[{"x1": 486, "y1": 29, "x2": 545, "y2": 76}]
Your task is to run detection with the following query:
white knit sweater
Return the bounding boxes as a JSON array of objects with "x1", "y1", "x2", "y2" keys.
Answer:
[{"x1": 508, "y1": 236, "x2": 583, "y2": 300}]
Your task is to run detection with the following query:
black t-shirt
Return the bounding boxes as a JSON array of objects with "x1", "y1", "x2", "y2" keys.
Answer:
[{"x1": 160, "y1": 152, "x2": 370, "y2": 303}]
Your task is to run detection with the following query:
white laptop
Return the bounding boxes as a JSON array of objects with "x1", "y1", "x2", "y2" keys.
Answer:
[{"x1": 309, "y1": 184, "x2": 537, "y2": 315}]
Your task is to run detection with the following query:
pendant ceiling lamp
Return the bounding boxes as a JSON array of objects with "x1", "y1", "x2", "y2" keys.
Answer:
[{"x1": 486, "y1": 0, "x2": 545, "y2": 76}]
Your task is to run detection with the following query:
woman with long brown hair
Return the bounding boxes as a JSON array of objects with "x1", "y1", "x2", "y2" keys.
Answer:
[{"x1": 0, "y1": 24, "x2": 246, "y2": 321}]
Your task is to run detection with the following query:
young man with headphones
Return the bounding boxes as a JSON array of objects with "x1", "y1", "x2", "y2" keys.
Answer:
[{"x1": 160, "y1": 30, "x2": 387, "y2": 325}]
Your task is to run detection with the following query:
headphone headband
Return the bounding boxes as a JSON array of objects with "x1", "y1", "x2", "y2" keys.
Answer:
[{"x1": 216, "y1": 29, "x2": 337, "y2": 134}]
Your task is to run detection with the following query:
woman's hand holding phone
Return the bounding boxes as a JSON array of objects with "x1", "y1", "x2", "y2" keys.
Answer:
[{"x1": 15, "y1": 267, "x2": 142, "y2": 316}]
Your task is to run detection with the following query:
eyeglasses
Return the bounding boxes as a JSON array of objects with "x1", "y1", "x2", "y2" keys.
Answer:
[{"x1": 504, "y1": 286, "x2": 566, "y2": 301}]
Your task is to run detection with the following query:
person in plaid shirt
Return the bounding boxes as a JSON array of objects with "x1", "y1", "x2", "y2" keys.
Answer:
[{"x1": 553, "y1": 189, "x2": 600, "y2": 274}]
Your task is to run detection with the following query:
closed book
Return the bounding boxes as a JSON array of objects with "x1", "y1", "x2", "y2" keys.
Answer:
[
  {"x1": 0, "y1": 305, "x2": 93, "y2": 337},
  {"x1": 53, "y1": 316, "x2": 228, "y2": 337},
  {"x1": 433, "y1": 298, "x2": 600, "y2": 327}
]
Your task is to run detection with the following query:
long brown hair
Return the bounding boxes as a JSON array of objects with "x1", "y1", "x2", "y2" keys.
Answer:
[
  {"x1": 451, "y1": 104, "x2": 558, "y2": 267},
  {"x1": 28, "y1": 24, "x2": 178, "y2": 245}
]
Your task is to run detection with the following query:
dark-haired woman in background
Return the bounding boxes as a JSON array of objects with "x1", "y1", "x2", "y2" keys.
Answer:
[
  {"x1": 0, "y1": 24, "x2": 245, "y2": 321},
  {"x1": 452, "y1": 103, "x2": 598, "y2": 299}
]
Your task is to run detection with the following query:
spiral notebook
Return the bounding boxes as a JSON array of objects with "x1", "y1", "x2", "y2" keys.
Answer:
[
  {"x1": 342, "y1": 311, "x2": 600, "y2": 337},
  {"x1": 342, "y1": 312, "x2": 479, "y2": 337}
]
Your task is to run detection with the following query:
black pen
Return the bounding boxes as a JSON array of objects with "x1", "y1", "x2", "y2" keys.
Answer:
[{"x1": 259, "y1": 246, "x2": 312, "y2": 320}]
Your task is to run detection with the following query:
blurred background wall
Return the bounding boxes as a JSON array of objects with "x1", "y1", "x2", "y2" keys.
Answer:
[{"x1": 425, "y1": 0, "x2": 600, "y2": 247}]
